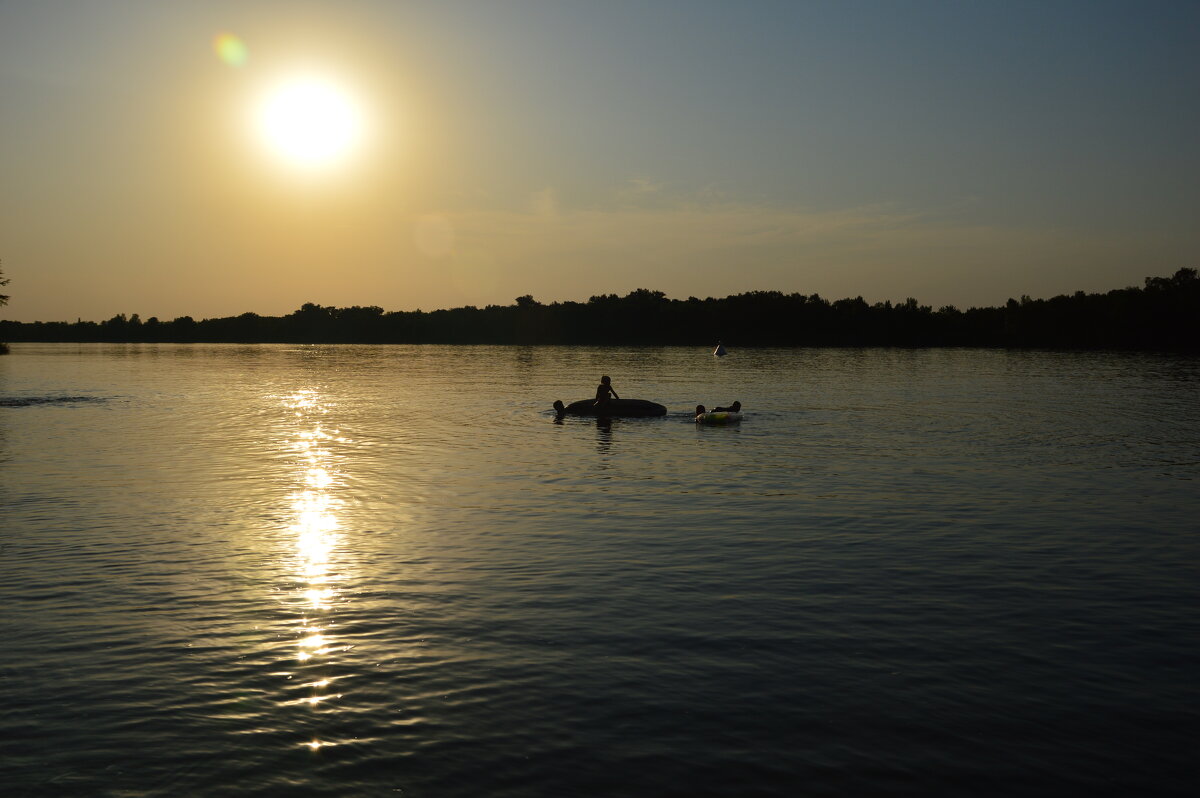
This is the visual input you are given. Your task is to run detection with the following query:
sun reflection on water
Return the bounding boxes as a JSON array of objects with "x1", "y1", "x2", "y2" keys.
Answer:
[{"x1": 281, "y1": 389, "x2": 353, "y2": 752}]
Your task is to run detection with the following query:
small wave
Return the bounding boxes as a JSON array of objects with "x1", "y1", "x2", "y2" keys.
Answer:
[{"x1": 0, "y1": 396, "x2": 105, "y2": 408}]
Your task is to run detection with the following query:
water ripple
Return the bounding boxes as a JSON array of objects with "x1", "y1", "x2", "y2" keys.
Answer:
[
  {"x1": 1, "y1": 344, "x2": 1197, "y2": 797},
  {"x1": 0, "y1": 395, "x2": 106, "y2": 407}
]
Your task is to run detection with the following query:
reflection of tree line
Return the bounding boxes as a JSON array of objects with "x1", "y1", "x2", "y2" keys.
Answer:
[{"x1": 1, "y1": 268, "x2": 1196, "y2": 350}]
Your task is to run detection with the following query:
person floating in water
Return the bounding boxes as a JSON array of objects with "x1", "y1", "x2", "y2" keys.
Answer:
[
  {"x1": 696, "y1": 401, "x2": 741, "y2": 419},
  {"x1": 595, "y1": 375, "x2": 619, "y2": 407}
]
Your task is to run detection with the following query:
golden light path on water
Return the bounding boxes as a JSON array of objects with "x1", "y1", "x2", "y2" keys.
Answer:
[{"x1": 283, "y1": 390, "x2": 349, "y2": 752}]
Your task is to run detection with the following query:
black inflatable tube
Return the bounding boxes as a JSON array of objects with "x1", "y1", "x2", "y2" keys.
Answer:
[{"x1": 554, "y1": 398, "x2": 667, "y2": 417}]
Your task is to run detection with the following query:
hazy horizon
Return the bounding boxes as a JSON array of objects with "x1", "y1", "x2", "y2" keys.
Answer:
[{"x1": 2, "y1": 0, "x2": 1197, "y2": 323}]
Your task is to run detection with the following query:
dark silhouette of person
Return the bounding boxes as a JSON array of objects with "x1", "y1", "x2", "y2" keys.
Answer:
[
  {"x1": 595, "y1": 375, "x2": 619, "y2": 407},
  {"x1": 713, "y1": 401, "x2": 741, "y2": 413},
  {"x1": 695, "y1": 404, "x2": 707, "y2": 418}
]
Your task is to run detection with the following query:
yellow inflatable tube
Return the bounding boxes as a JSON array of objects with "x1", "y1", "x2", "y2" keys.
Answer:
[{"x1": 696, "y1": 411, "x2": 742, "y2": 425}]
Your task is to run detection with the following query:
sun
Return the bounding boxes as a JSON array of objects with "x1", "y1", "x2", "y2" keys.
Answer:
[{"x1": 256, "y1": 76, "x2": 364, "y2": 169}]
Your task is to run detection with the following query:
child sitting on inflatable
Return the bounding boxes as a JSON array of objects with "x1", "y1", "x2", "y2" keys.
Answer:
[{"x1": 595, "y1": 375, "x2": 619, "y2": 407}]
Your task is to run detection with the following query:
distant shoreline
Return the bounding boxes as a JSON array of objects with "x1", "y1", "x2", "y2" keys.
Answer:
[{"x1": 2, "y1": 270, "x2": 1196, "y2": 351}]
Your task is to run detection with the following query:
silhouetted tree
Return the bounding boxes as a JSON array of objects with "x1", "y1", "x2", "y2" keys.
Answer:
[
  {"x1": 0, "y1": 268, "x2": 1196, "y2": 350},
  {"x1": 0, "y1": 261, "x2": 8, "y2": 354}
]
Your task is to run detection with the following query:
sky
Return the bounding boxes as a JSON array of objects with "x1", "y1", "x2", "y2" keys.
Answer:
[{"x1": 1, "y1": 0, "x2": 1197, "y2": 322}]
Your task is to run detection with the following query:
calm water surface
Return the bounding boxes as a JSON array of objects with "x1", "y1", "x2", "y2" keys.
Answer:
[{"x1": 1, "y1": 344, "x2": 1197, "y2": 796}]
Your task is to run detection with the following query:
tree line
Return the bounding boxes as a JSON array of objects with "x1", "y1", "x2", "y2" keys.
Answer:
[
  {"x1": 0, "y1": 262, "x2": 9, "y2": 354},
  {"x1": 1, "y1": 268, "x2": 1196, "y2": 350}
]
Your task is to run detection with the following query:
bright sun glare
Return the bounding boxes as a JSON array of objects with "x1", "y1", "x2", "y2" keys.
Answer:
[{"x1": 256, "y1": 76, "x2": 363, "y2": 169}]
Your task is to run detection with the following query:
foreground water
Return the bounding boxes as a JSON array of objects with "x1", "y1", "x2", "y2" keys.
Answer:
[{"x1": 1, "y1": 343, "x2": 1197, "y2": 797}]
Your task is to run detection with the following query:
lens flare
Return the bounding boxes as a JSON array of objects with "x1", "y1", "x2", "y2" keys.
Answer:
[{"x1": 213, "y1": 33, "x2": 248, "y2": 67}]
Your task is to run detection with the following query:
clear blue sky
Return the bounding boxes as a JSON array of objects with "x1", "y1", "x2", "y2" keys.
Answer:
[{"x1": 1, "y1": 0, "x2": 1197, "y2": 321}]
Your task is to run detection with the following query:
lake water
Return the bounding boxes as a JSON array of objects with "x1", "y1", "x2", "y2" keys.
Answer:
[{"x1": 1, "y1": 343, "x2": 1197, "y2": 797}]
